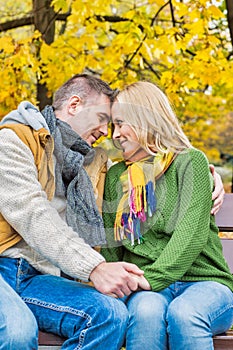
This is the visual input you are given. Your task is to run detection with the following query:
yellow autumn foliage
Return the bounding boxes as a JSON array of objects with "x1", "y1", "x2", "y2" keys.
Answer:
[{"x1": 0, "y1": 0, "x2": 232, "y2": 164}]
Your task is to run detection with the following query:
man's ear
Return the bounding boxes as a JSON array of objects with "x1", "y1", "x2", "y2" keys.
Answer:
[{"x1": 68, "y1": 95, "x2": 82, "y2": 116}]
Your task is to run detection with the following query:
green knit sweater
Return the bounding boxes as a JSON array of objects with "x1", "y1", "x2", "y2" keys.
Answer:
[{"x1": 101, "y1": 148, "x2": 233, "y2": 292}]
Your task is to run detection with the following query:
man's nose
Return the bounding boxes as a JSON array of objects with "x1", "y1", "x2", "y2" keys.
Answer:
[{"x1": 99, "y1": 122, "x2": 108, "y2": 136}]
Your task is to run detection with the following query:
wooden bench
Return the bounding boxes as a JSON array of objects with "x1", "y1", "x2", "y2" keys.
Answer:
[
  {"x1": 38, "y1": 330, "x2": 65, "y2": 348},
  {"x1": 213, "y1": 193, "x2": 233, "y2": 349},
  {"x1": 38, "y1": 194, "x2": 233, "y2": 349}
]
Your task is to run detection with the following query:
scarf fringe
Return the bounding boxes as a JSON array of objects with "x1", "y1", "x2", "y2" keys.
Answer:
[
  {"x1": 114, "y1": 181, "x2": 156, "y2": 245},
  {"x1": 114, "y1": 152, "x2": 174, "y2": 245}
]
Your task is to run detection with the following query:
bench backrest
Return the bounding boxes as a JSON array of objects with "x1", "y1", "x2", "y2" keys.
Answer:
[{"x1": 215, "y1": 193, "x2": 233, "y2": 273}]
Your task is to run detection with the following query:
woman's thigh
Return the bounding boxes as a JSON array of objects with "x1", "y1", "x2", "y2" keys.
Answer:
[
  {"x1": 168, "y1": 281, "x2": 233, "y2": 334},
  {"x1": 167, "y1": 281, "x2": 233, "y2": 350}
]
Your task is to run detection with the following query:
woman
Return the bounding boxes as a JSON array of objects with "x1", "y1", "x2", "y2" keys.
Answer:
[{"x1": 101, "y1": 81, "x2": 233, "y2": 350}]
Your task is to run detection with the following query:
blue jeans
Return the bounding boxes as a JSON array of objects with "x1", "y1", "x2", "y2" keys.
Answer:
[
  {"x1": 0, "y1": 273, "x2": 38, "y2": 350},
  {"x1": 0, "y1": 258, "x2": 128, "y2": 350},
  {"x1": 124, "y1": 281, "x2": 233, "y2": 350}
]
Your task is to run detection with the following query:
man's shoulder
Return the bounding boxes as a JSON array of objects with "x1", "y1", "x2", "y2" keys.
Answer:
[
  {"x1": 85, "y1": 146, "x2": 108, "y2": 174},
  {"x1": 93, "y1": 146, "x2": 108, "y2": 162},
  {"x1": 0, "y1": 123, "x2": 31, "y2": 133},
  {"x1": 0, "y1": 124, "x2": 32, "y2": 145}
]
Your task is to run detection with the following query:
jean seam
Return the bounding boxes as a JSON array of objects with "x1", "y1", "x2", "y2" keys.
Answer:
[
  {"x1": 16, "y1": 258, "x2": 23, "y2": 293},
  {"x1": 210, "y1": 303, "x2": 233, "y2": 324},
  {"x1": 22, "y1": 297, "x2": 92, "y2": 349}
]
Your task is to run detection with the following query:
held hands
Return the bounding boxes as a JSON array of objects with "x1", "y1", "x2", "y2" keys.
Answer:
[
  {"x1": 209, "y1": 164, "x2": 225, "y2": 215},
  {"x1": 128, "y1": 272, "x2": 151, "y2": 291},
  {"x1": 90, "y1": 261, "x2": 151, "y2": 298}
]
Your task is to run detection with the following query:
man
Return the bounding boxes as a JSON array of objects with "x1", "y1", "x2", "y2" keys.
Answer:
[
  {"x1": 0, "y1": 274, "x2": 38, "y2": 349},
  {"x1": 0, "y1": 74, "x2": 148, "y2": 349}
]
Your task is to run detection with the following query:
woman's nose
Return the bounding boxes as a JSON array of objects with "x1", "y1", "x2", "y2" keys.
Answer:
[{"x1": 112, "y1": 126, "x2": 120, "y2": 139}]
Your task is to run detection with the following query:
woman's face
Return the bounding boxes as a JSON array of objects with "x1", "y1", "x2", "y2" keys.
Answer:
[{"x1": 111, "y1": 101, "x2": 149, "y2": 162}]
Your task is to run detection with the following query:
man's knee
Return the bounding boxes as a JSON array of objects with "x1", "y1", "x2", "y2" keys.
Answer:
[
  {"x1": 0, "y1": 309, "x2": 38, "y2": 349},
  {"x1": 102, "y1": 296, "x2": 129, "y2": 326}
]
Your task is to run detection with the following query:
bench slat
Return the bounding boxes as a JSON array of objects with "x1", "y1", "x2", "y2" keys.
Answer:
[
  {"x1": 213, "y1": 331, "x2": 233, "y2": 350},
  {"x1": 215, "y1": 194, "x2": 233, "y2": 232},
  {"x1": 38, "y1": 331, "x2": 65, "y2": 346}
]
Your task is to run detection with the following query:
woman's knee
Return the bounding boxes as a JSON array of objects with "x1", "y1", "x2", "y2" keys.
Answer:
[
  {"x1": 168, "y1": 297, "x2": 190, "y2": 318},
  {"x1": 167, "y1": 298, "x2": 199, "y2": 331}
]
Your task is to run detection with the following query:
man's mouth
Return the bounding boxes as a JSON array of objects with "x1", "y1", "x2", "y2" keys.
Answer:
[{"x1": 89, "y1": 134, "x2": 98, "y2": 145}]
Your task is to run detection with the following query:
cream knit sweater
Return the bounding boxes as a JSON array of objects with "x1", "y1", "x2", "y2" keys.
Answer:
[{"x1": 0, "y1": 128, "x2": 105, "y2": 281}]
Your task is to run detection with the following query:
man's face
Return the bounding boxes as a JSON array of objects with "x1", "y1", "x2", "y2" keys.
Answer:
[{"x1": 67, "y1": 93, "x2": 111, "y2": 146}]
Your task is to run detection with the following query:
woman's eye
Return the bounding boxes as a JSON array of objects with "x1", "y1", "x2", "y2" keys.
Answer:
[{"x1": 117, "y1": 120, "x2": 123, "y2": 126}]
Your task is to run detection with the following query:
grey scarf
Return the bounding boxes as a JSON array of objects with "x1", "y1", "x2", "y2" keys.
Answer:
[{"x1": 1, "y1": 101, "x2": 106, "y2": 247}]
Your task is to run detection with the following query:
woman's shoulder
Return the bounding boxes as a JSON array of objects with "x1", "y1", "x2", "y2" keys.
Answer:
[
  {"x1": 105, "y1": 161, "x2": 127, "y2": 187},
  {"x1": 107, "y1": 160, "x2": 127, "y2": 175},
  {"x1": 176, "y1": 147, "x2": 209, "y2": 164}
]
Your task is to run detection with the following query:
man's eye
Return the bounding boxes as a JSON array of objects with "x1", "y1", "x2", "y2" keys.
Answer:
[{"x1": 99, "y1": 115, "x2": 109, "y2": 123}]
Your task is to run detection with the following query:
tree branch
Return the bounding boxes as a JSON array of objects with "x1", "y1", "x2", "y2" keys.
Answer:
[
  {"x1": 94, "y1": 15, "x2": 131, "y2": 23},
  {"x1": 142, "y1": 55, "x2": 161, "y2": 79},
  {"x1": 124, "y1": 34, "x2": 147, "y2": 68},
  {"x1": 151, "y1": 1, "x2": 170, "y2": 26},
  {"x1": 169, "y1": 0, "x2": 176, "y2": 27},
  {"x1": 0, "y1": 13, "x2": 69, "y2": 33}
]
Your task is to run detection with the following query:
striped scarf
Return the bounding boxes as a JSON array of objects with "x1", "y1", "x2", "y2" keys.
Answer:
[{"x1": 114, "y1": 152, "x2": 175, "y2": 245}]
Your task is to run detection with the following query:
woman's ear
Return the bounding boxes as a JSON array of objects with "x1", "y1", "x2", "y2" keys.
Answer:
[{"x1": 68, "y1": 95, "x2": 82, "y2": 116}]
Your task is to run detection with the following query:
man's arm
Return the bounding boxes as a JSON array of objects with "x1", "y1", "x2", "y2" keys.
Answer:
[
  {"x1": 0, "y1": 129, "x2": 145, "y2": 295},
  {"x1": 209, "y1": 164, "x2": 225, "y2": 215},
  {"x1": 0, "y1": 129, "x2": 106, "y2": 280}
]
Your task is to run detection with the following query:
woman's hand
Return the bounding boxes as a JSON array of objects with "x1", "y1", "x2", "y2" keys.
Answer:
[
  {"x1": 129, "y1": 273, "x2": 151, "y2": 291},
  {"x1": 209, "y1": 164, "x2": 225, "y2": 215}
]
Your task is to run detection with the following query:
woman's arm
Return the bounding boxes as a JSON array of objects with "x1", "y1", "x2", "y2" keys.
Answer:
[{"x1": 143, "y1": 149, "x2": 214, "y2": 291}]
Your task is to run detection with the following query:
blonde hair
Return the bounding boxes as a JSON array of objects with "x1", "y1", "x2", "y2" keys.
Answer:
[{"x1": 115, "y1": 81, "x2": 191, "y2": 154}]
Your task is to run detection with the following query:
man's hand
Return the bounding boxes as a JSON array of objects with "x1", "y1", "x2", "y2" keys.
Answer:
[
  {"x1": 90, "y1": 261, "x2": 150, "y2": 298},
  {"x1": 209, "y1": 164, "x2": 225, "y2": 215}
]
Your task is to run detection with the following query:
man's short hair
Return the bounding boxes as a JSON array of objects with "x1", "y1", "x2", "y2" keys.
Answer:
[{"x1": 53, "y1": 74, "x2": 118, "y2": 110}]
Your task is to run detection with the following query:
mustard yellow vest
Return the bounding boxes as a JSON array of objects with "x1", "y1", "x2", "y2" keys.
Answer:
[{"x1": 0, "y1": 124, "x2": 55, "y2": 253}]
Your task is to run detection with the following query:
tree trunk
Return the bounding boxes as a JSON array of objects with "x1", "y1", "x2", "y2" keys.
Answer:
[
  {"x1": 33, "y1": 0, "x2": 55, "y2": 109},
  {"x1": 226, "y1": 0, "x2": 233, "y2": 50}
]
